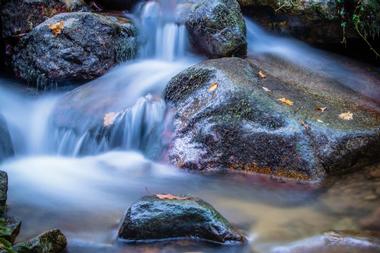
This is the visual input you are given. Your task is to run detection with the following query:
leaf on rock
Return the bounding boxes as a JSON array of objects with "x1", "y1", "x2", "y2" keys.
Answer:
[
  {"x1": 317, "y1": 107, "x2": 327, "y2": 112},
  {"x1": 48, "y1": 21, "x2": 64, "y2": 36},
  {"x1": 103, "y1": 112, "x2": 117, "y2": 127},
  {"x1": 156, "y1": 194, "x2": 189, "y2": 200},
  {"x1": 339, "y1": 111, "x2": 353, "y2": 120},
  {"x1": 258, "y1": 70, "x2": 266, "y2": 79},
  {"x1": 208, "y1": 82, "x2": 218, "y2": 93},
  {"x1": 262, "y1": 86, "x2": 271, "y2": 92},
  {"x1": 278, "y1": 97, "x2": 294, "y2": 106}
]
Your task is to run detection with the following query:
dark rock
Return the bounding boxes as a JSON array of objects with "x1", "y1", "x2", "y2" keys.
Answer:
[
  {"x1": 91, "y1": 0, "x2": 137, "y2": 10},
  {"x1": 360, "y1": 207, "x2": 380, "y2": 231},
  {"x1": 13, "y1": 229, "x2": 67, "y2": 253},
  {"x1": 185, "y1": 0, "x2": 247, "y2": 58},
  {"x1": 1, "y1": 0, "x2": 89, "y2": 39},
  {"x1": 164, "y1": 57, "x2": 380, "y2": 181},
  {"x1": 271, "y1": 231, "x2": 380, "y2": 253},
  {"x1": 12, "y1": 12, "x2": 137, "y2": 88},
  {"x1": 118, "y1": 195, "x2": 244, "y2": 244},
  {"x1": 0, "y1": 171, "x2": 7, "y2": 216},
  {"x1": 0, "y1": 115, "x2": 14, "y2": 163},
  {"x1": 1, "y1": 216, "x2": 22, "y2": 244}
]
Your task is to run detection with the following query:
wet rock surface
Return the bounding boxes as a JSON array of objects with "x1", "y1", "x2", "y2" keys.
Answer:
[
  {"x1": 0, "y1": 170, "x2": 7, "y2": 215},
  {"x1": 185, "y1": 0, "x2": 247, "y2": 58},
  {"x1": 118, "y1": 195, "x2": 244, "y2": 244},
  {"x1": 91, "y1": 0, "x2": 138, "y2": 10},
  {"x1": 164, "y1": 57, "x2": 380, "y2": 181},
  {"x1": 271, "y1": 231, "x2": 380, "y2": 253},
  {"x1": 12, "y1": 12, "x2": 137, "y2": 88},
  {"x1": 0, "y1": 115, "x2": 13, "y2": 163},
  {"x1": 13, "y1": 229, "x2": 67, "y2": 253}
]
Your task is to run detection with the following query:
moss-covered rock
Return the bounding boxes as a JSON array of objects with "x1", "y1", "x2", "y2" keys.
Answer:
[
  {"x1": 164, "y1": 57, "x2": 380, "y2": 181},
  {"x1": 12, "y1": 12, "x2": 137, "y2": 89},
  {"x1": 185, "y1": 0, "x2": 247, "y2": 58},
  {"x1": 13, "y1": 229, "x2": 67, "y2": 253},
  {"x1": 118, "y1": 195, "x2": 244, "y2": 244}
]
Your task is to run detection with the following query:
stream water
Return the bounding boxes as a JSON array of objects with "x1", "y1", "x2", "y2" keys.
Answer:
[{"x1": 0, "y1": 1, "x2": 379, "y2": 253}]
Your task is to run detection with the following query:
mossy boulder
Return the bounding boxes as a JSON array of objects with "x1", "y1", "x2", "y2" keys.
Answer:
[
  {"x1": 118, "y1": 195, "x2": 244, "y2": 244},
  {"x1": 12, "y1": 12, "x2": 137, "y2": 89},
  {"x1": 0, "y1": 115, "x2": 14, "y2": 163},
  {"x1": 13, "y1": 229, "x2": 67, "y2": 253},
  {"x1": 185, "y1": 0, "x2": 247, "y2": 58},
  {"x1": 164, "y1": 57, "x2": 380, "y2": 181}
]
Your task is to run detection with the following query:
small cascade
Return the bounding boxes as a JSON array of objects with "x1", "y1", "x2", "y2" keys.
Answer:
[{"x1": 54, "y1": 95, "x2": 172, "y2": 159}]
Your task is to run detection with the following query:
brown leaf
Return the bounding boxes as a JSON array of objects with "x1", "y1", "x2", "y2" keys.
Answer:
[
  {"x1": 278, "y1": 97, "x2": 294, "y2": 106},
  {"x1": 339, "y1": 111, "x2": 353, "y2": 120},
  {"x1": 48, "y1": 21, "x2": 64, "y2": 36},
  {"x1": 258, "y1": 70, "x2": 266, "y2": 79},
  {"x1": 317, "y1": 107, "x2": 327, "y2": 112},
  {"x1": 156, "y1": 194, "x2": 189, "y2": 200},
  {"x1": 208, "y1": 82, "x2": 218, "y2": 93},
  {"x1": 103, "y1": 112, "x2": 117, "y2": 127}
]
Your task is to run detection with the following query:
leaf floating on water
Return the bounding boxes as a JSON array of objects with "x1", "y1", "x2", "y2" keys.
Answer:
[
  {"x1": 317, "y1": 107, "x2": 327, "y2": 112},
  {"x1": 208, "y1": 82, "x2": 218, "y2": 93},
  {"x1": 156, "y1": 194, "x2": 189, "y2": 200},
  {"x1": 48, "y1": 21, "x2": 64, "y2": 36},
  {"x1": 262, "y1": 86, "x2": 271, "y2": 92},
  {"x1": 103, "y1": 112, "x2": 117, "y2": 127},
  {"x1": 258, "y1": 70, "x2": 266, "y2": 79},
  {"x1": 278, "y1": 97, "x2": 294, "y2": 106},
  {"x1": 339, "y1": 111, "x2": 353, "y2": 121}
]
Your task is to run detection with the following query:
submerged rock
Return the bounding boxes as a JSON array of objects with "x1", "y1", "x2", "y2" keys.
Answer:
[
  {"x1": 185, "y1": 0, "x2": 247, "y2": 58},
  {"x1": 1, "y1": 0, "x2": 89, "y2": 39},
  {"x1": 118, "y1": 195, "x2": 244, "y2": 244},
  {"x1": 164, "y1": 57, "x2": 380, "y2": 181},
  {"x1": 271, "y1": 231, "x2": 380, "y2": 253},
  {"x1": 12, "y1": 12, "x2": 137, "y2": 88},
  {"x1": 13, "y1": 229, "x2": 67, "y2": 253},
  {"x1": 0, "y1": 115, "x2": 14, "y2": 163}
]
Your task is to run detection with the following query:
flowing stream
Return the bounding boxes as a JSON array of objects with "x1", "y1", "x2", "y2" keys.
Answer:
[{"x1": 0, "y1": 1, "x2": 379, "y2": 253}]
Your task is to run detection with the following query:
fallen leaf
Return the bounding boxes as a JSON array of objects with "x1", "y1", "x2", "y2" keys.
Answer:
[
  {"x1": 317, "y1": 107, "x2": 327, "y2": 112},
  {"x1": 48, "y1": 21, "x2": 64, "y2": 36},
  {"x1": 156, "y1": 194, "x2": 189, "y2": 200},
  {"x1": 339, "y1": 111, "x2": 353, "y2": 120},
  {"x1": 262, "y1": 86, "x2": 271, "y2": 92},
  {"x1": 103, "y1": 112, "x2": 117, "y2": 127},
  {"x1": 278, "y1": 97, "x2": 294, "y2": 106},
  {"x1": 258, "y1": 70, "x2": 266, "y2": 79},
  {"x1": 208, "y1": 82, "x2": 218, "y2": 93},
  {"x1": 317, "y1": 119, "x2": 324, "y2": 123}
]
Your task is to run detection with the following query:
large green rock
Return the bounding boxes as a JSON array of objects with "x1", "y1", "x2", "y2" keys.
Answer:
[
  {"x1": 185, "y1": 0, "x2": 247, "y2": 58},
  {"x1": 164, "y1": 57, "x2": 380, "y2": 181},
  {"x1": 13, "y1": 229, "x2": 67, "y2": 253},
  {"x1": 118, "y1": 195, "x2": 244, "y2": 244},
  {"x1": 12, "y1": 12, "x2": 137, "y2": 88}
]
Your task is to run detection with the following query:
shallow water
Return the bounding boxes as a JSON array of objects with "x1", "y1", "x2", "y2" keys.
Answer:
[{"x1": 0, "y1": 1, "x2": 380, "y2": 253}]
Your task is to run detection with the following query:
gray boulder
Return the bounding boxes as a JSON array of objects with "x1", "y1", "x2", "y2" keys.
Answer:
[
  {"x1": 12, "y1": 12, "x2": 137, "y2": 89},
  {"x1": 118, "y1": 195, "x2": 244, "y2": 244},
  {"x1": 13, "y1": 229, "x2": 67, "y2": 253},
  {"x1": 185, "y1": 0, "x2": 247, "y2": 58},
  {"x1": 0, "y1": 115, "x2": 14, "y2": 163},
  {"x1": 164, "y1": 57, "x2": 380, "y2": 181}
]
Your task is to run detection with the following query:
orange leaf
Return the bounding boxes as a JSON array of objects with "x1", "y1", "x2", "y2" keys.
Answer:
[
  {"x1": 208, "y1": 82, "x2": 218, "y2": 93},
  {"x1": 48, "y1": 21, "x2": 64, "y2": 36},
  {"x1": 278, "y1": 97, "x2": 294, "y2": 106},
  {"x1": 258, "y1": 70, "x2": 266, "y2": 79},
  {"x1": 156, "y1": 194, "x2": 189, "y2": 200},
  {"x1": 103, "y1": 112, "x2": 117, "y2": 127}
]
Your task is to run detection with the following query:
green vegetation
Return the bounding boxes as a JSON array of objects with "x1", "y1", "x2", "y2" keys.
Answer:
[{"x1": 0, "y1": 219, "x2": 15, "y2": 253}]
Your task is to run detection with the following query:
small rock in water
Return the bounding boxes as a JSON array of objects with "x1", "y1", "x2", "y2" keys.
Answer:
[
  {"x1": 13, "y1": 229, "x2": 67, "y2": 253},
  {"x1": 118, "y1": 195, "x2": 244, "y2": 244}
]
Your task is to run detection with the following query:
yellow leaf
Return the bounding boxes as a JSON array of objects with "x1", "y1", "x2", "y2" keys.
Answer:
[
  {"x1": 258, "y1": 70, "x2": 266, "y2": 79},
  {"x1": 156, "y1": 194, "x2": 189, "y2": 200},
  {"x1": 208, "y1": 82, "x2": 218, "y2": 93},
  {"x1": 339, "y1": 111, "x2": 353, "y2": 121},
  {"x1": 48, "y1": 21, "x2": 64, "y2": 36},
  {"x1": 103, "y1": 112, "x2": 117, "y2": 127},
  {"x1": 278, "y1": 97, "x2": 294, "y2": 106}
]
